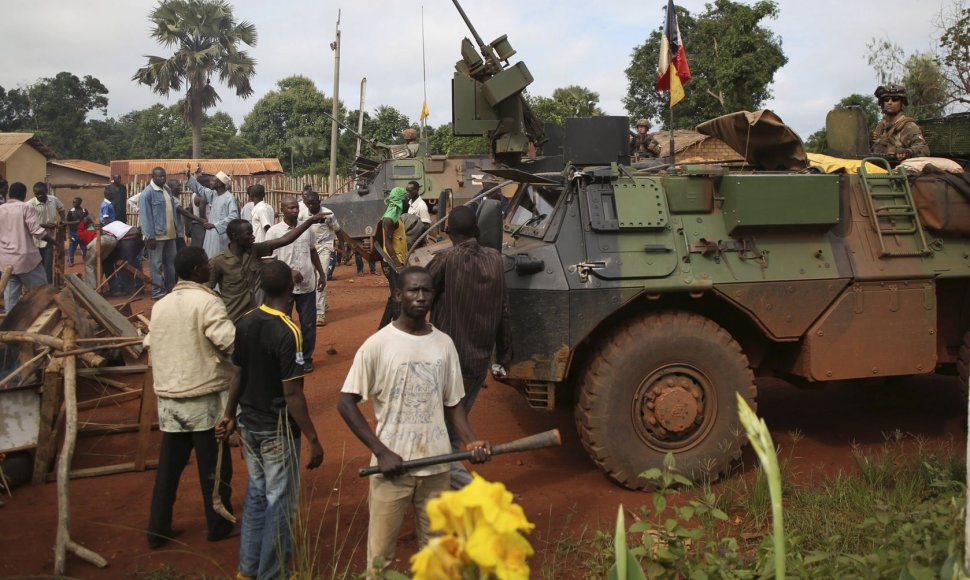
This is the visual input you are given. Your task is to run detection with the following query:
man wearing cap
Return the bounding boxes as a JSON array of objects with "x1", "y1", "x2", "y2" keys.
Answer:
[
  {"x1": 871, "y1": 84, "x2": 930, "y2": 161},
  {"x1": 187, "y1": 169, "x2": 239, "y2": 259},
  {"x1": 140, "y1": 167, "x2": 184, "y2": 298},
  {"x1": 630, "y1": 118, "x2": 661, "y2": 160}
]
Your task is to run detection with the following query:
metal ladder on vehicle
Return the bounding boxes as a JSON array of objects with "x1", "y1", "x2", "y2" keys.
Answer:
[{"x1": 858, "y1": 157, "x2": 931, "y2": 258}]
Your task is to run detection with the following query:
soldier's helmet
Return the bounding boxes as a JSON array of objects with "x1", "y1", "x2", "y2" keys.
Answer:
[
  {"x1": 636, "y1": 118, "x2": 651, "y2": 129},
  {"x1": 402, "y1": 128, "x2": 418, "y2": 141},
  {"x1": 874, "y1": 83, "x2": 908, "y2": 106}
]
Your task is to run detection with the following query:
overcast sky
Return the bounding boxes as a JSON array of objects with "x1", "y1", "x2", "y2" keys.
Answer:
[{"x1": 1, "y1": 0, "x2": 957, "y2": 143}]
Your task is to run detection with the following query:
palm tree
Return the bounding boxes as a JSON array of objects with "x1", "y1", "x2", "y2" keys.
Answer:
[
  {"x1": 552, "y1": 85, "x2": 605, "y2": 118},
  {"x1": 133, "y1": 0, "x2": 257, "y2": 158}
]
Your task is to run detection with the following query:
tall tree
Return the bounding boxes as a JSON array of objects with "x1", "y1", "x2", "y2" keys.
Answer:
[
  {"x1": 902, "y1": 53, "x2": 948, "y2": 119},
  {"x1": 0, "y1": 86, "x2": 31, "y2": 132},
  {"x1": 624, "y1": 0, "x2": 787, "y2": 129},
  {"x1": 552, "y1": 85, "x2": 605, "y2": 118},
  {"x1": 937, "y1": 2, "x2": 970, "y2": 108},
  {"x1": 867, "y1": 38, "x2": 950, "y2": 119},
  {"x1": 240, "y1": 75, "x2": 339, "y2": 175},
  {"x1": 363, "y1": 105, "x2": 412, "y2": 146},
  {"x1": 427, "y1": 122, "x2": 488, "y2": 155},
  {"x1": 133, "y1": 0, "x2": 257, "y2": 158},
  {"x1": 27, "y1": 72, "x2": 109, "y2": 158},
  {"x1": 526, "y1": 92, "x2": 574, "y2": 127}
]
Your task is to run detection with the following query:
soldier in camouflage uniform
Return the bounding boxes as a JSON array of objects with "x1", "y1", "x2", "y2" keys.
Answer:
[
  {"x1": 871, "y1": 84, "x2": 930, "y2": 161},
  {"x1": 630, "y1": 118, "x2": 661, "y2": 160}
]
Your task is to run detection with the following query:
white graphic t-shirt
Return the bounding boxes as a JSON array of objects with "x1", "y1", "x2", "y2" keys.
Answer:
[{"x1": 341, "y1": 323, "x2": 465, "y2": 476}]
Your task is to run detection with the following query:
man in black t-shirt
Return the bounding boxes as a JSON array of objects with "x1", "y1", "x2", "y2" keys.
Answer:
[{"x1": 216, "y1": 259, "x2": 323, "y2": 580}]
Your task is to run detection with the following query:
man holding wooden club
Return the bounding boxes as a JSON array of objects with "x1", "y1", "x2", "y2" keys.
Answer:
[{"x1": 338, "y1": 265, "x2": 492, "y2": 572}]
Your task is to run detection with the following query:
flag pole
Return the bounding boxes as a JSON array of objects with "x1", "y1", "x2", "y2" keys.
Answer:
[
  {"x1": 420, "y1": 5, "x2": 428, "y2": 139},
  {"x1": 669, "y1": 93, "x2": 675, "y2": 169}
]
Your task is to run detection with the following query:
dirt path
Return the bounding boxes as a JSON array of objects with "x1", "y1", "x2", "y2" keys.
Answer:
[{"x1": 1, "y1": 265, "x2": 966, "y2": 578}]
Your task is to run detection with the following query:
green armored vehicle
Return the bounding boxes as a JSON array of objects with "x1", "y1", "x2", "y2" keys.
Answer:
[{"x1": 424, "y1": 1, "x2": 970, "y2": 490}]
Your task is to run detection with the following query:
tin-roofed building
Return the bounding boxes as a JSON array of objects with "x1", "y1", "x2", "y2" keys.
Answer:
[{"x1": 0, "y1": 133, "x2": 56, "y2": 188}]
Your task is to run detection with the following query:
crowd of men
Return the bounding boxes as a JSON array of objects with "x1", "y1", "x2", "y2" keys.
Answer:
[
  {"x1": 141, "y1": 193, "x2": 507, "y2": 577},
  {"x1": 0, "y1": 87, "x2": 933, "y2": 575}
]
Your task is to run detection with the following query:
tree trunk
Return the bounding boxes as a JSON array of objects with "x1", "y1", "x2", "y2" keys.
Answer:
[{"x1": 190, "y1": 90, "x2": 204, "y2": 159}]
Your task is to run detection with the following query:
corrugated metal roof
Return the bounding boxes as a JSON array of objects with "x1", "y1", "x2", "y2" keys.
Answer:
[
  {"x1": 50, "y1": 159, "x2": 111, "y2": 178},
  {"x1": 111, "y1": 158, "x2": 284, "y2": 177},
  {"x1": 0, "y1": 132, "x2": 57, "y2": 161}
]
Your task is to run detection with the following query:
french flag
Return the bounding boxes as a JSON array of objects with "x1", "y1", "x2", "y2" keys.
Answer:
[{"x1": 656, "y1": 0, "x2": 691, "y2": 106}]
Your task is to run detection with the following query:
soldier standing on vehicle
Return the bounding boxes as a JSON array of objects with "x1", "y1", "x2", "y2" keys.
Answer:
[
  {"x1": 871, "y1": 84, "x2": 930, "y2": 161},
  {"x1": 630, "y1": 118, "x2": 661, "y2": 160}
]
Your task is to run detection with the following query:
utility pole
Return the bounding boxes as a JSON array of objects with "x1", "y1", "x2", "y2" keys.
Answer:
[
  {"x1": 328, "y1": 11, "x2": 341, "y2": 194},
  {"x1": 355, "y1": 77, "x2": 367, "y2": 159}
]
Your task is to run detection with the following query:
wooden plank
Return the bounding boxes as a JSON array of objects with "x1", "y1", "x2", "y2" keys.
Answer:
[
  {"x1": 54, "y1": 288, "x2": 92, "y2": 339},
  {"x1": 55, "y1": 459, "x2": 159, "y2": 481},
  {"x1": 76, "y1": 389, "x2": 143, "y2": 411},
  {"x1": 77, "y1": 365, "x2": 148, "y2": 376},
  {"x1": 79, "y1": 421, "x2": 158, "y2": 437},
  {"x1": 133, "y1": 358, "x2": 156, "y2": 471},
  {"x1": 0, "y1": 285, "x2": 58, "y2": 332},
  {"x1": 79, "y1": 375, "x2": 133, "y2": 391},
  {"x1": 64, "y1": 273, "x2": 142, "y2": 358},
  {"x1": 32, "y1": 367, "x2": 62, "y2": 484}
]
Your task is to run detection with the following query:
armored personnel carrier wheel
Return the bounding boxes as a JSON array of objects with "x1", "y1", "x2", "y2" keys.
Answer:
[{"x1": 576, "y1": 311, "x2": 755, "y2": 490}]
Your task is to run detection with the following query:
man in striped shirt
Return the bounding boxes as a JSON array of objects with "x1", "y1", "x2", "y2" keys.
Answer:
[{"x1": 427, "y1": 206, "x2": 511, "y2": 488}]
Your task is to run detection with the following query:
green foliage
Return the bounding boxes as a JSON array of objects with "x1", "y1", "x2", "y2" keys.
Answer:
[
  {"x1": 428, "y1": 123, "x2": 488, "y2": 156},
  {"x1": 20, "y1": 72, "x2": 110, "y2": 159},
  {"x1": 0, "y1": 85, "x2": 31, "y2": 132},
  {"x1": 586, "y1": 440, "x2": 968, "y2": 579},
  {"x1": 551, "y1": 85, "x2": 605, "y2": 118},
  {"x1": 938, "y1": 5, "x2": 970, "y2": 107},
  {"x1": 363, "y1": 105, "x2": 412, "y2": 146},
  {"x1": 526, "y1": 93, "x2": 574, "y2": 128},
  {"x1": 904, "y1": 53, "x2": 948, "y2": 119},
  {"x1": 240, "y1": 76, "x2": 340, "y2": 175},
  {"x1": 867, "y1": 37, "x2": 949, "y2": 119},
  {"x1": 624, "y1": 1, "x2": 787, "y2": 129},
  {"x1": 866, "y1": 37, "x2": 906, "y2": 85},
  {"x1": 526, "y1": 85, "x2": 604, "y2": 129},
  {"x1": 132, "y1": 0, "x2": 257, "y2": 158},
  {"x1": 89, "y1": 103, "x2": 254, "y2": 161}
]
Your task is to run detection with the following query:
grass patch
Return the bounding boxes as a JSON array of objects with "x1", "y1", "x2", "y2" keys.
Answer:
[{"x1": 548, "y1": 436, "x2": 967, "y2": 578}]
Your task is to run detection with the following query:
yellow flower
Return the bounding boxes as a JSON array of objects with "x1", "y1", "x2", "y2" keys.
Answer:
[
  {"x1": 465, "y1": 525, "x2": 534, "y2": 580},
  {"x1": 412, "y1": 535, "x2": 464, "y2": 580},
  {"x1": 427, "y1": 489, "x2": 475, "y2": 537},
  {"x1": 460, "y1": 474, "x2": 535, "y2": 534},
  {"x1": 413, "y1": 475, "x2": 535, "y2": 580}
]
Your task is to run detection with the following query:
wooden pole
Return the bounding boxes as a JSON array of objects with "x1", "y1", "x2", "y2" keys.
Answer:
[
  {"x1": 0, "y1": 348, "x2": 50, "y2": 390},
  {"x1": 0, "y1": 264, "x2": 12, "y2": 299},
  {"x1": 54, "y1": 321, "x2": 108, "y2": 574},
  {"x1": 94, "y1": 224, "x2": 102, "y2": 290}
]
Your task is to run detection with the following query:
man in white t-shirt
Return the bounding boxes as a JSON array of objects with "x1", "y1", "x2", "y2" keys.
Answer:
[
  {"x1": 405, "y1": 180, "x2": 431, "y2": 245},
  {"x1": 264, "y1": 196, "x2": 326, "y2": 373},
  {"x1": 338, "y1": 266, "x2": 491, "y2": 571},
  {"x1": 249, "y1": 184, "x2": 275, "y2": 244},
  {"x1": 298, "y1": 190, "x2": 340, "y2": 326}
]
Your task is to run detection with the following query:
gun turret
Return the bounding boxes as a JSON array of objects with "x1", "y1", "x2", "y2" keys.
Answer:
[{"x1": 450, "y1": 0, "x2": 544, "y2": 165}]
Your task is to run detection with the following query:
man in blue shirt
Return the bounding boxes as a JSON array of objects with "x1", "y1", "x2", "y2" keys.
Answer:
[
  {"x1": 100, "y1": 187, "x2": 116, "y2": 225},
  {"x1": 139, "y1": 167, "x2": 183, "y2": 299}
]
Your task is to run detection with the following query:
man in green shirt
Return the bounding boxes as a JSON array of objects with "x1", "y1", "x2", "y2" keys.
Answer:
[{"x1": 209, "y1": 214, "x2": 327, "y2": 322}]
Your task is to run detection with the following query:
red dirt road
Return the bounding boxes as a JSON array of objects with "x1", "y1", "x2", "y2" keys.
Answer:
[{"x1": 1, "y1": 266, "x2": 966, "y2": 578}]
